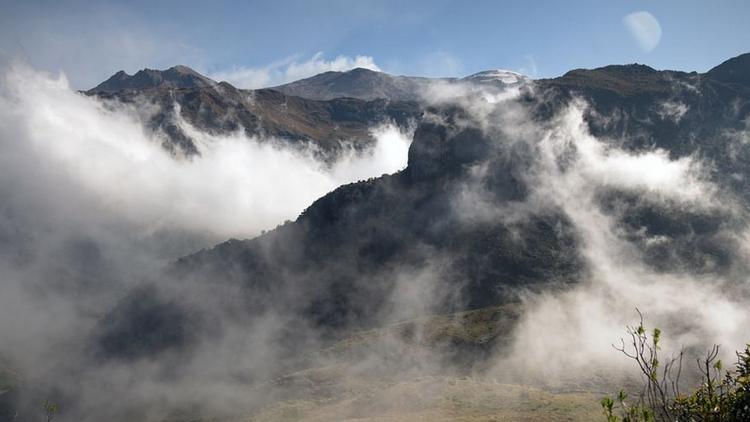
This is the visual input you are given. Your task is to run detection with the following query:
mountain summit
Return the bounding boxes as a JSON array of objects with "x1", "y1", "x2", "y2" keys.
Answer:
[
  {"x1": 271, "y1": 67, "x2": 530, "y2": 101},
  {"x1": 462, "y1": 69, "x2": 528, "y2": 85},
  {"x1": 87, "y1": 65, "x2": 217, "y2": 93},
  {"x1": 271, "y1": 67, "x2": 437, "y2": 101},
  {"x1": 706, "y1": 52, "x2": 750, "y2": 87}
]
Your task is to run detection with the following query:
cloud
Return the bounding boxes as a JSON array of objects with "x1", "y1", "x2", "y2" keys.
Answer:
[
  {"x1": 0, "y1": 61, "x2": 418, "y2": 419},
  {"x1": 623, "y1": 11, "x2": 662, "y2": 53},
  {"x1": 413, "y1": 78, "x2": 749, "y2": 388},
  {"x1": 657, "y1": 100, "x2": 689, "y2": 122},
  {"x1": 3, "y1": 53, "x2": 749, "y2": 420},
  {"x1": 458, "y1": 95, "x2": 748, "y2": 388},
  {"x1": 0, "y1": 62, "x2": 410, "y2": 240},
  {"x1": 209, "y1": 52, "x2": 381, "y2": 89}
]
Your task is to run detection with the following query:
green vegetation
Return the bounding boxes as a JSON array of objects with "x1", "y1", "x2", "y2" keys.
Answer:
[
  {"x1": 42, "y1": 400, "x2": 58, "y2": 422},
  {"x1": 602, "y1": 312, "x2": 750, "y2": 421}
]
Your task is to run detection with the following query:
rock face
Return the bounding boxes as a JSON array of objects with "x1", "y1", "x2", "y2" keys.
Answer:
[{"x1": 93, "y1": 54, "x2": 750, "y2": 361}]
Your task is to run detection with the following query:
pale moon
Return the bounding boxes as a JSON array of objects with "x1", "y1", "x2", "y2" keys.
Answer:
[{"x1": 623, "y1": 11, "x2": 662, "y2": 52}]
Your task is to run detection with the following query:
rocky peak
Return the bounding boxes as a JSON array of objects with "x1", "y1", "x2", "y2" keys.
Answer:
[{"x1": 87, "y1": 65, "x2": 217, "y2": 93}]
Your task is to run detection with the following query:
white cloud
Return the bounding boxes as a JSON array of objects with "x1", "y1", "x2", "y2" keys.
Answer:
[
  {"x1": 657, "y1": 100, "x2": 689, "y2": 122},
  {"x1": 485, "y1": 100, "x2": 746, "y2": 387},
  {"x1": 0, "y1": 61, "x2": 417, "y2": 418},
  {"x1": 0, "y1": 62, "x2": 410, "y2": 240},
  {"x1": 209, "y1": 52, "x2": 381, "y2": 89},
  {"x1": 623, "y1": 11, "x2": 662, "y2": 53}
]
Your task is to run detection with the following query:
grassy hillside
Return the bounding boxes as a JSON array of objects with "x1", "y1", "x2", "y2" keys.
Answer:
[
  {"x1": 152, "y1": 306, "x2": 604, "y2": 422},
  {"x1": 246, "y1": 377, "x2": 601, "y2": 422},
  {"x1": 322, "y1": 304, "x2": 522, "y2": 362}
]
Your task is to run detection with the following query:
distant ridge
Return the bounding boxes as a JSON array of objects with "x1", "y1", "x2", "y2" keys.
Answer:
[
  {"x1": 88, "y1": 65, "x2": 531, "y2": 102},
  {"x1": 270, "y1": 67, "x2": 439, "y2": 101},
  {"x1": 271, "y1": 67, "x2": 529, "y2": 101},
  {"x1": 87, "y1": 65, "x2": 217, "y2": 94}
]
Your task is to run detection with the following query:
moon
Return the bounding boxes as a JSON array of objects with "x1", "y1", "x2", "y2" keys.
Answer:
[{"x1": 623, "y1": 11, "x2": 662, "y2": 53}]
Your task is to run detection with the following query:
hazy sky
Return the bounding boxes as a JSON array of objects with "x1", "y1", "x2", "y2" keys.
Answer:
[{"x1": 1, "y1": 0, "x2": 748, "y2": 89}]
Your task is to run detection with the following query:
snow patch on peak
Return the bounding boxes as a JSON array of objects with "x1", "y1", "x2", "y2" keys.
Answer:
[{"x1": 462, "y1": 69, "x2": 528, "y2": 85}]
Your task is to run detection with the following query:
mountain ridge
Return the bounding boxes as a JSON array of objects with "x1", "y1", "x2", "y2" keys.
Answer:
[
  {"x1": 90, "y1": 53, "x2": 750, "y2": 101},
  {"x1": 88, "y1": 64, "x2": 217, "y2": 93}
]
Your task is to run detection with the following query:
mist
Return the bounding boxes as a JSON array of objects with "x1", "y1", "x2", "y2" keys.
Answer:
[
  {"x1": 1, "y1": 62, "x2": 412, "y2": 239},
  {"x1": 396, "y1": 74, "x2": 750, "y2": 390},
  {"x1": 2, "y1": 58, "x2": 750, "y2": 421},
  {"x1": 434, "y1": 89, "x2": 750, "y2": 387},
  {"x1": 0, "y1": 61, "x2": 415, "y2": 420}
]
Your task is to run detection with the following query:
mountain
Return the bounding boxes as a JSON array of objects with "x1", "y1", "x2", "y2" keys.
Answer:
[
  {"x1": 5, "y1": 53, "x2": 750, "y2": 422},
  {"x1": 707, "y1": 52, "x2": 750, "y2": 87},
  {"x1": 271, "y1": 67, "x2": 440, "y2": 101},
  {"x1": 84, "y1": 66, "x2": 533, "y2": 156},
  {"x1": 86, "y1": 67, "x2": 421, "y2": 157},
  {"x1": 271, "y1": 67, "x2": 530, "y2": 101},
  {"x1": 92, "y1": 54, "x2": 750, "y2": 364},
  {"x1": 80, "y1": 54, "x2": 750, "y2": 360},
  {"x1": 88, "y1": 65, "x2": 218, "y2": 93},
  {"x1": 84, "y1": 65, "x2": 537, "y2": 158}
]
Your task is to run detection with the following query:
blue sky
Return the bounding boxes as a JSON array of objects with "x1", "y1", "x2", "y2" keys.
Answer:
[{"x1": 1, "y1": 0, "x2": 748, "y2": 89}]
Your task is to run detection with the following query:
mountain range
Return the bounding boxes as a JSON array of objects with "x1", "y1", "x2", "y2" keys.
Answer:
[
  {"x1": 86, "y1": 53, "x2": 750, "y2": 358},
  {"x1": 3, "y1": 52, "x2": 750, "y2": 421}
]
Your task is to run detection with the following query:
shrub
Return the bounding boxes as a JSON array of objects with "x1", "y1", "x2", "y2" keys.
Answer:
[{"x1": 602, "y1": 310, "x2": 750, "y2": 421}]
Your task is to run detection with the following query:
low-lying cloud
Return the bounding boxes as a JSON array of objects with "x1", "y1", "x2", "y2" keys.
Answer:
[
  {"x1": 0, "y1": 61, "x2": 414, "y2": 420},
  {"x1": 1, "y1": 61, "x2": 410, "y2": 240},
  {"x1": 478, "y1": 96, "x2": 749, "y2": 387},
  {"x1": 2, "y1": 56, "x2": 750, "y2": 421}
]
